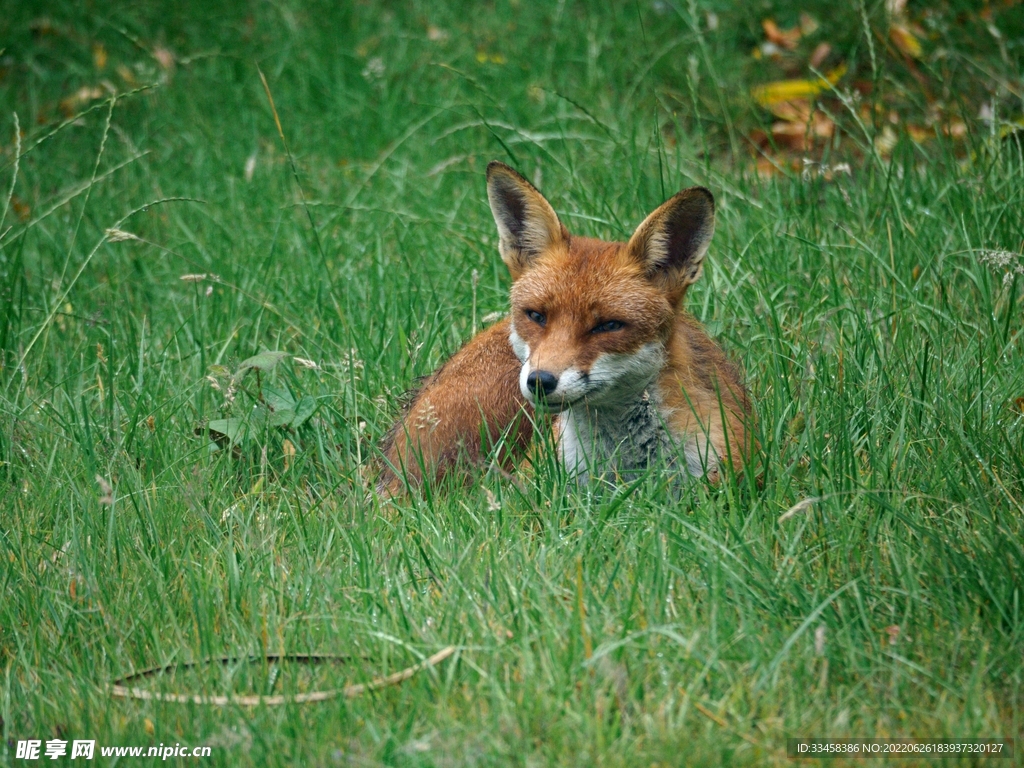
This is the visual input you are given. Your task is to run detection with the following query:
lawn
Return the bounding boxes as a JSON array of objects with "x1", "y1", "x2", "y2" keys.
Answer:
[{"x1": 1, "y1": 1, "x2": 1023, "y2": 765}]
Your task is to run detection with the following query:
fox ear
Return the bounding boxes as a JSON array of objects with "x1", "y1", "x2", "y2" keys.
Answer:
[
  {"x1": 487, "y1": 162, "x2": 567, "y2": 279},
  {"x1": 627, "y1": 187, "x2": 715, "y2": 299}
]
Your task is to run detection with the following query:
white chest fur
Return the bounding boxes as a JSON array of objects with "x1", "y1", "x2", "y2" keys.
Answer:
[{"x1": 556, "y1": 388, "x2": 696, "y2": 482}]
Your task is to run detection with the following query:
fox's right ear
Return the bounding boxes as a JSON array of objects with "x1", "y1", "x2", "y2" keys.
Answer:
[{"x1": 487, "y1": 162, "x2": 567, "y2": 279}]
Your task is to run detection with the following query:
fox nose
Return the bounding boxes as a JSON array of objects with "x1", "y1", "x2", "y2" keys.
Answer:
[{"x1": 526, "y1": 370, "x2": 558, "y2": 398}]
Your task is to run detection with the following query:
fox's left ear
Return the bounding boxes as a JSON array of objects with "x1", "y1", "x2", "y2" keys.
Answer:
[{"x1": 627, "y1": 187, "x2": 715, "y2": 301}]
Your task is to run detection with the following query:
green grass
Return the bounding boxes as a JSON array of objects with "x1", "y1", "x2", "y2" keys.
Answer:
[{"x1": 1, "y1": 1, "x2": 1023, "y2": 765}]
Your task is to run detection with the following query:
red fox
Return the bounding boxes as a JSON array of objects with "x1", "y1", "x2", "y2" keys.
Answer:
[{"x1": 378, "y1": 162, "x2": 753, "y2": 495}]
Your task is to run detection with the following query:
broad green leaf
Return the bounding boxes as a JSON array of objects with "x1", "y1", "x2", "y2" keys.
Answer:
[
  {"x1": 263, "y1": 384, "x2": 296, "y2": 413},
  {"x1": 264, "y1": 384, "x2": 298, "y2": 427},
  {"x1": 234, "y1": 351, "x2": 289, "y2": 380},
  {"x1": 269, "y1": 408, "x2": 296, "y2": 427},
  {"x1": 291, "y1": 395, "x2": 317, "y2": 428},
  {"x1": 206, "y1": 418, "x2": 247, "y2": 445}
]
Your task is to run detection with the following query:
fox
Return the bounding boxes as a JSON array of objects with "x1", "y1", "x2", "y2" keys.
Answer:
[{"x1": 377, "y1": 162, "x2": 753, "y2": 496}]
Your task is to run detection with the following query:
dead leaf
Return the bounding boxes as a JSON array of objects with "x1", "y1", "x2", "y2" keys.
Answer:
[
  {"x1": 1013, "y1": 397, "x2": 1024, "y2": 414},
  {"x1": 799, "y1": 13, "x2": 819, "y2": 36},
  {"x1": 889, "y1": 24, "x2": 922, "y2": 59},
  {"x1": 152, "y1": 47, "x2": 175, "y2": 70},
  {"x1": 884, "y1": 625, "x2": 901, "y2": 645},
  {"x1": 282, "y1": 439, "x2": 296, "y2": 469},
  {"x1": 755, "y1": 156, "x2": 784, "y2": 179},
  {"x1": 59, "y1": 86, "x2": 105, "y2": 117},
  {"x1": 762, "y1": 19, "x2": 801, "y2": 50},
  {"x1": 93, "y1": 43, "x2": 107, "y2": 71},
  {"x1": 809, "y1": 42, "x2": 831, "y2": 69},
  {"x1": 758, "y1": 99, "x2": 835, "y2": 150},
  {"x1": 116, "y1": 64, "x2": 136, "y2": 85},
  {"x1": 767, "y1": 98, "x2": 812, "y2": 121},
  {"x1": 944, "y1": 120, "x2": 967, "y2": 139},
  {"x1": 875, "y1": 126, "x2": 898, "y2": 157},
  {"x1": 751, "y1": 64, "x2": 847, "y2": 106},
  {"x1": 9, "y1": 196, "x2": 30, "y2": 222},
  {"x1": 907, "y1": 124, "x2": 932, "y2": 143},
  {"x1": 771, "y1": 115, "x2": 834, "y2": 150}
]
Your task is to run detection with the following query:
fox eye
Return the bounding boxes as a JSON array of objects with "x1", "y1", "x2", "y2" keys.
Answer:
[
  {"x1": 525, "y1": 310, "x2": 546, "y2": 326},
  {"x1": 591, "y1": 320, "x2": 625, "y2": 334}
]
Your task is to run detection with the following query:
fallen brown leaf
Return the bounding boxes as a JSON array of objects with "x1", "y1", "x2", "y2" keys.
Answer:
[
  {"x1": 944, "y1": 120, "x2": 967, "y2": 139},
  {"x1": 809, "y1": 42, "x2": 831, "y2": 69},
  {"x1": 153, "y1": 46, "x2": 175, "y2": 70},
  {"x1": 907, "y1": 124, "x2": 932, "y2": 143},
  {"x1": 754, "y1": 98, "x2": 835, "y2": 151},
  {"x1": 9, "y1": 196, "x2": 31, "y2": 222},
  {"x1": 751, "y1": 64, "x2": 847, "y2": 106},
  {"x1": 754, "y1": 155, "x2": 801, "y2": 179},
  {"x1": 875, "y1": 126, "x2": 898, "y2": 157},
  {"x1": 59, "y1": 85, "x2": 105, "y2": 117},
  {"x1": 770, "y1": 113, "x2": 834, "y2": 151},
  {"x1": 889, "y1": 23, "x2": 922, "y2": 59},
  {"x1": 762, "y1": 18, "x2": 801, "y2": 50},
  {"x1": 116, "y1": 64, "x2": 136, "y2": 85},
  {"x1": 767, "y1": 98, "x2": 812, "y2": 121}
]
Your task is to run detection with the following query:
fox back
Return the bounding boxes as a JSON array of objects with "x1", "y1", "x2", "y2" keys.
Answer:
[{"x1": 378, "y1": 163, "x2": 753, "y2": 495}]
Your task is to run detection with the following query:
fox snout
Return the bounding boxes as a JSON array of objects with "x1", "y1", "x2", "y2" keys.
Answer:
[
  {"x1": 525, "y1": 370, "x2": 559, "y2": 397},
  {"x1": 517, "y1": 345, "x2": 665, "y2": 412},
  {"x1": 518, "y1": 361, "x2": 585, "y2": 410}
]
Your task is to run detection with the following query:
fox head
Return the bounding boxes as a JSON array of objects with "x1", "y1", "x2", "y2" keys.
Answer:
[{"x1": 486, "y1": 161, "x2": 715, "y2": 412}]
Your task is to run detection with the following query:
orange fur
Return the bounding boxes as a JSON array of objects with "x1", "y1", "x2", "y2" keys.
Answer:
[
  {"x1": 378, "y1": 162, "x2": 754, "y2": 495},
  {"x1": 377, "y1": 319, "x2": 530, "y2": 497}
]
